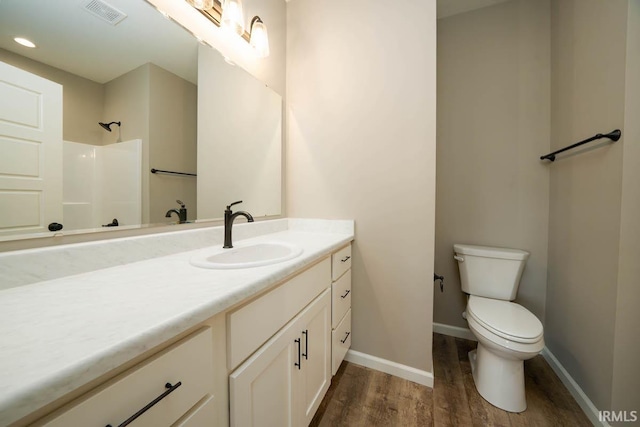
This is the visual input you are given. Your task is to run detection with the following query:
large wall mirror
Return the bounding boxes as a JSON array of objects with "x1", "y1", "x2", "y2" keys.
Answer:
[{"x1": 0, "y1": 0, "x2": 282, "y2": 241}]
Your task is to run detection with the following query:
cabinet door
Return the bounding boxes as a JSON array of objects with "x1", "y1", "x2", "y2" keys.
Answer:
[
  {"x1": 230, "y1": 288, "x2": 331, "y2": 427},
  {"x1": 229, "y1": 317, "x2": 300, "y2": 427},
  {"x1": 299, "y1": 289, "x2": 332, "y2": 426}
]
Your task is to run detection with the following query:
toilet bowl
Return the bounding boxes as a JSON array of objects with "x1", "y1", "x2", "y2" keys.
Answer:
[
  {"x1": 466, "y1": 296, "x2": 544, "y2": 412},
  {"x1": 453, "y1": 244, "x2": 544, "y2": 413}
]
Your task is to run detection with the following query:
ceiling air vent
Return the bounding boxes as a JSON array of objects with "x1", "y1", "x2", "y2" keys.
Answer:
[{"x1": 81, "y1": 0, "x2": 127, "y2": 26}]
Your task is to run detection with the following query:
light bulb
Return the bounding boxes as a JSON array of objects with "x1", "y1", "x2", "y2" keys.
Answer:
[
  {"x1": 186, "y1": 0, "x2": 213, "y2": 10},
  {"x1": 250, "y1": 17, "x2": 270, "y2": 58},
  {"x1": 221, "y1": 0, "x2": 245, "y2": 35}
]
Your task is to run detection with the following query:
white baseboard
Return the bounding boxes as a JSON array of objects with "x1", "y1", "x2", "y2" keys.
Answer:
[
  {"x1": 541, "y1": 347, "x2": 608, "y2": 427},
  {"x1": 433, "y1": 322, "x2": 477, "y2": 341},
  {"x1": 344, "y1": 349, "x2": 434, "y2": 388}
]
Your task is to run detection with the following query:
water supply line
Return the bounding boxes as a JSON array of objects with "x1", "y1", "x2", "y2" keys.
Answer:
[{"x1": 434, "y1": 273, "x2": 445, "y2": 292}]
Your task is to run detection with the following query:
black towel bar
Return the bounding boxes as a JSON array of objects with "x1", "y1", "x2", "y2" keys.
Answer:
[
  {"x1": 540, "y1": 129, "x2": 621, "y2": 162},
  {"x1": 150, "y1": 168, "x2": 197, "y2": 177}
]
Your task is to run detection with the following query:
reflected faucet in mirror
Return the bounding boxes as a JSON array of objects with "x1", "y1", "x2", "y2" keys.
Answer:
[
  {"x1": 102, "y1": 218, "x2": 119, "y2": 227},
  {"x1": 165, "y1": 200, "x2": 188, "y2": 224},
  {"x1": 223, "y1": 200, "x2": 254, "y2": 248}
]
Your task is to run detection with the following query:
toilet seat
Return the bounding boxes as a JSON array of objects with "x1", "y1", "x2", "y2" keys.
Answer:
[{"x1": 467, "y1": 296, "x2": 543, "y2": 344}]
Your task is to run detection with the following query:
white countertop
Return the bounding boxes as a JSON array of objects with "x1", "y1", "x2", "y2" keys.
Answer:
[{"x1": 0, "y1": 222, "x2": 353, "y2": 426}]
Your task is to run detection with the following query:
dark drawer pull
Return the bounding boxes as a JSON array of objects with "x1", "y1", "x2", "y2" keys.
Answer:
[
  {"x1": 295, "y1": 338, "x2": 301, "y2": 369},
  {"x1": 106, "y1": 381, "x2": 182, "y2": 427},
  {"x1": 340, "y1": 289, "x2": 351, "y2": 299},
  {"x1": 302, "y1": 329, "x2": 309, "y2": 360},
  {"x1": 340, "y1": 332, "x2": 351, "y2": 344},
  {"x1": 341, "y1": 256, "x2": 351, "y2": 263}
]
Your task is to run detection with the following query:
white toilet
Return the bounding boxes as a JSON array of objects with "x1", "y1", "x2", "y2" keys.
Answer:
[{"x1": 453, "y1": 244, "x2": 544, "y2": 413}]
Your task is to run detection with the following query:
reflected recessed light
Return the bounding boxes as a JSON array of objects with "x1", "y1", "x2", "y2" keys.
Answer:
[{"x1": 14, "y1": 37, "x2": 36, "y2": 48}]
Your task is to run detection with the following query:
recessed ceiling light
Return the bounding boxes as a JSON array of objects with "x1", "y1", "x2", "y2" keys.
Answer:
[{"x1": 14, "y1": 37, "x2": 36, "y2": 48}]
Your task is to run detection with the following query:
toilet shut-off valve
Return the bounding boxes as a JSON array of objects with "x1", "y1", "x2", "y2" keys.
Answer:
[{"x1": 434, "y1": 273, "x2": 445, "y2": 292}]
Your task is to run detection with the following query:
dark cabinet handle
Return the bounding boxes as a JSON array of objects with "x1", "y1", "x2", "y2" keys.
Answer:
[
  {"x1": 105, "y1": 381, "x2": 181, "y2": 427},
  {"x1": 340, "y1": 332, "x2": 351, "y2": 344},
  {"x1": 341, "y1": 256, "x2": 351, "y2": 263},
  {"x1": 340, "y1": 289, "x2": 351, "y2": 299},
  {"x1": 48, "y1": 222, "x2": 63, "y2": 232},
  {"x1": 302, "y1": 330, "x2": 308, "y2": 360},
  {"x1": 294, "y1": 338, "x2": 301, "y2": 369}
]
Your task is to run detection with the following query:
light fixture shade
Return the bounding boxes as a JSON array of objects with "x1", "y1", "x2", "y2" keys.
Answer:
[
  {"x1": 186, "y1": 0, "x2": 214, "y2": 10},
  {"x1": 250, "y1": 17, "x2": 270, "y2": 58},
  {"x1": 221, "y1": 0, "x2": 245, "y2": 35}
]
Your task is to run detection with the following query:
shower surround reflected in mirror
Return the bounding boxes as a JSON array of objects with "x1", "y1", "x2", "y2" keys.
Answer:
[{"x1": 0, "y1": 0, "x2": 282, "y2": 241}]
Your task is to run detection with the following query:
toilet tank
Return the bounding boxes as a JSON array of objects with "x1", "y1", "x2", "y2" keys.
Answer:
[{"x1": 453, "y1": 244, "x2": 529, "y2": 301}]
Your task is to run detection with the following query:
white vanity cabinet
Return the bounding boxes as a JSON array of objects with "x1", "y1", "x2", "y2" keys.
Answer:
[
  {"x1": 331, "y1": 244, "x2": 352, "y2": 375},
  {"x1": 228, "y1": 258, "x2": 332, "y2": 427},
  {"x1": 35, "y1": 328, "x2": 215, "y2": 427},
  {"x1": 229, "y1": 289, "x2": 331, "y2": 427},
  {"x1": 15, "y1": 237, "x2": 354, "y2": 427}
]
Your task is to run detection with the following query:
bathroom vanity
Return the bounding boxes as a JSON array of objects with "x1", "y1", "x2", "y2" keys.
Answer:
[{"x1": 0, "y1": 219, "x2": 353, "y2": 426}]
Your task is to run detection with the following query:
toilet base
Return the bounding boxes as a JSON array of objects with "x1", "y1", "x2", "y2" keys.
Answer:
[{"x1": 469, "y1": 345, "x2": 526, "y2": 413}]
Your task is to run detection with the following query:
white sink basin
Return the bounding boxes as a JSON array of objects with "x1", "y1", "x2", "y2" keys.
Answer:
[{"x1": 190, "y1": 242, "x2": 303, "y2": 269}]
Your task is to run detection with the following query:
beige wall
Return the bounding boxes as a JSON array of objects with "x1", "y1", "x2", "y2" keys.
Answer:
[
  {"x1": 148, "y1": 64, "x2": 197, "y2": 224},
  {"x1": 0, "y1": 48, "x2": 104, "y2": 145},
  {"x1": 546, "y1": 0, "x2": 628, "y2": 411},
  {"x1": 434, "y1": 0, "x2": 551, "y2": 328},
  {"x1": 611, "y1": 0, "x2": 640, "y2": 418},
  {"x1": 286, "y1": 0, "x2": 437, "y2": 373}
]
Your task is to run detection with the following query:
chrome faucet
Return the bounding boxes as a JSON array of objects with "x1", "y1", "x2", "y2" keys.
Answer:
[
  {"x1": 224, "y1": 200, "x2": 254, "y2": 248},
  {"x1": 165, "y1": 200, "x2": 187, "y2": 223}
]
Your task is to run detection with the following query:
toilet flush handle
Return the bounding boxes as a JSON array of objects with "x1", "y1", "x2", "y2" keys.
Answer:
[{"x1": 453, "y1": 255, "x2": 464, "y2": 262}]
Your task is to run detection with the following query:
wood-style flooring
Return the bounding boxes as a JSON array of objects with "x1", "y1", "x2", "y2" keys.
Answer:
[{"x1": 310, "y1": 333, "x2": 592, "y2": 426}]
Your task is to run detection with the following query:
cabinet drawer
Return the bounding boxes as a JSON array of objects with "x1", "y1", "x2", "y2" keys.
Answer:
[
  {"x1": 228, "y1": 258, "x2": 331, "y2": 370},
  {"x1": 331, "y1": 272, "x2": 351, "y2": 329},
  {"x1": 40, "y1": 328, "x2": 214, "y2": 427},
  {"x1": 332, "y1": 245, "x2": 351, "y2": 281},
  {"x1": 174, "y1": 395, "x2": 215, "y2": 427},
  {"x1": 331, "y1": 309, "x2": 351, "y2": 376}
]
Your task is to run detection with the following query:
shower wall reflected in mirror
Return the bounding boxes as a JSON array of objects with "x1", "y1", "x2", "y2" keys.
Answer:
[{"x1": 0, "y1": 0, "x2": 282, "y2": 240}]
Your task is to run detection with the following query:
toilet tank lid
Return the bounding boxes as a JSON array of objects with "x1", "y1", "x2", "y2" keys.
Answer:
[{"x1": 453, "y1": 244, "x2": 529, "y2": 260}]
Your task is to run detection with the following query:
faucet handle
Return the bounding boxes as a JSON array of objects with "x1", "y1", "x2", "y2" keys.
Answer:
[
  {"x1": 226, "y1": 200, "x2": 243, "y2": 210},
  {"x1": 176, "y1": 199, "x2": 185, "y2": 208}
]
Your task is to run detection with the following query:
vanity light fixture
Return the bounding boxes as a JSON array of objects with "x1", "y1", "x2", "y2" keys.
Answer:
[
  {"x1": 221, "y1": 0, "x2": 245, "y2": 36},
  {"x1": 184, "y1": 0, "x2": 269, "y2": 58},
  {"x1": 14, "y1": 37, "x2": 36, "y2": 48},
  {"x1": 249, "y1": 16, "x2": 269, "y2": 58},
  {"x1": 186, "y1": 0, "x2": 214, "y2": 10}
]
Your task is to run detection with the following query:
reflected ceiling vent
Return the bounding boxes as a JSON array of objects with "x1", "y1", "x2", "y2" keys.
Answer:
[{"x1": 81, "y1": 0, "x2": 127, "y2": 26}]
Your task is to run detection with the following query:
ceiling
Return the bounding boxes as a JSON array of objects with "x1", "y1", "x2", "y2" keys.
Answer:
[
  {"x1": 0, "y1": 0, "x2": 516, "y2": 83},
  {"x1": 437, "y1": 0, "x2": 512, "y2": 19},
  {"x1": 0, "y1": 0, "x2": 198, "y2": 84}
]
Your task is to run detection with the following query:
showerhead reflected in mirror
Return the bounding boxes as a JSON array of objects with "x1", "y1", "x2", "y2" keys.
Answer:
[
  {"x1": 99, "y1": 121, "x2": 121, "y2": 132},
  {"x1": 99, "y1": 121, "x2": 122, "y2": 142}
]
